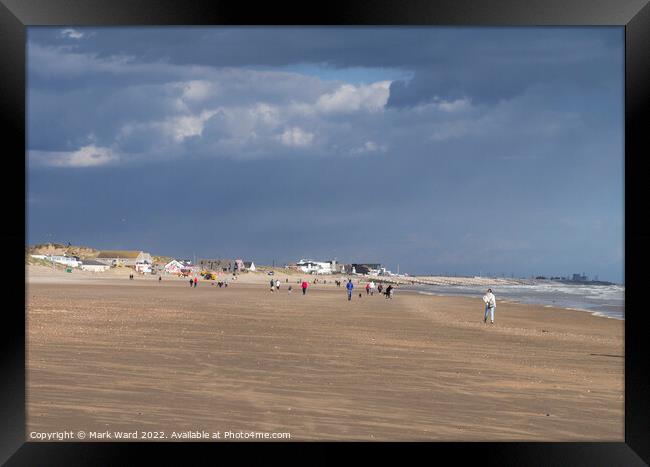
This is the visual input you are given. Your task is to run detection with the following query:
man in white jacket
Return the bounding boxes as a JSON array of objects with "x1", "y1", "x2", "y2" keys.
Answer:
[{"x1": 483, "y1": 288, "x2": 496, "y2": 324}]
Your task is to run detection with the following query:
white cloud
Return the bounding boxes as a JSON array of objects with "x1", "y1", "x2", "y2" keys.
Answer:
[
  {"x1": 316, "y1": 81, "x2": 391, "y2": 113},
  {"x1": 176, "y1": 80, "x2": 217, "y2": 102},
  {"x1": 29, "y1": 145, "x2": 119, "y2": 168},
  {"x1": 437, "y1": 97, "x2": 471, "y2": 112},
  {"x1": 249, "y1": 103, "x2": 281, "y2": 127},
  {"x1": 162, "y1": 109, "x2": 218, "y2": 142},
  {"x1": 278, "y1": 127, "x2": 315, "y2": 147},
  {"x1": 60, "y1": 29, "x2": 84, "y2": 40},
  {"x1": 350, "y1": 141, "x2": 387, "y2": 155}
]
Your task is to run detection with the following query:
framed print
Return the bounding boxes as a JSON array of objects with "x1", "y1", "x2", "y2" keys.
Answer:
[{"x1": 2, "y1": 0, "x2": 649, "y2": 465}]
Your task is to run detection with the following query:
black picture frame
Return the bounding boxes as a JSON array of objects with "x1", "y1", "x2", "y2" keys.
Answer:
[{"x1": 3, "y1": 0, "x2": 648, "y2": 465}]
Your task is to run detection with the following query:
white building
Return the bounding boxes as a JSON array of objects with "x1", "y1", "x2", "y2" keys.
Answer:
[
  {"x1": 96, "y1": 250, "x2": 152, "y2": 267},
  {"x1": 32, "y1": 254, "x2": 81, "y2": 268},
  {"x1": 135, "y1": 263, "x2": 152, "y2": 274},
  {"x1": 80, "y1": 259, "x2": 110, "y2": 272},
  {"x1": 164, "y1": 260, "x2": 184, "y2": 274},
  {"x1": 296, "y1": 259, "x2": 333, "y2": 275}
]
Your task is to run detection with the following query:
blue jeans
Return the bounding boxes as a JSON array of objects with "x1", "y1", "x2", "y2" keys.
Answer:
[{"x1": 484, "y1": 305, "x2": 495, "y2": 322}]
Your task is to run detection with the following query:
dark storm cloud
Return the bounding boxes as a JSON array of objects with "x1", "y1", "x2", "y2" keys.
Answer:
[
  {"x1": 29, "y1": 27, "x2": 622, "y2": 106},
  {"x1": 26, "y1": 27, "x2": 624, "y2": 282}
]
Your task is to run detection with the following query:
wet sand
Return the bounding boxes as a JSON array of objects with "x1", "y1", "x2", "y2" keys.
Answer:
[{"x1": 26, "y1": 274, "x2": 623, "y2": 441}]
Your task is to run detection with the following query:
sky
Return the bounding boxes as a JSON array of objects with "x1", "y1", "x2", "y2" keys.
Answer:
[{"x1": 26, "y1": 27, "x2": 624, "y2": 282}]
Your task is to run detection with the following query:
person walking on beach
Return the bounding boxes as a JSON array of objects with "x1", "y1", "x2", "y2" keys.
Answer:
[
  {"x1": 301, "y1": 280, "x2": 309, "y2": 295},
  {"x1": 194, "y1": 276, "x2": 198, "y2": 287},
  {"x1": 346, "y1": 279, "x2": 354, "y2": 301},
  {"x1": 370, "y1": 281, "x2": 376, "y2": 296},
  {"x1": 158, "y1": 275, "x2": 162, "y2": 283},
  {"x1": 189, "y1": 277, "x2": 194, "y2": 287},
  {"x1": 276, "y1": 279, "x2": 281, "y2": 291},
  {"x1": 270, "y1": 278, "x2": 275, "y2": 292},
  {"x1": 385, "y1": 284, "x2": 393, "y2": 299},
  {"x1": 377, "y1": 284, "x2": 383, "y2": 295},
  {"x1": 483, "y1": 288, "x2": 496, "y2": 324},
  {"x1": 365, "y1": 283, "x2": 370, "y2": 295},
  {"x1": 288, "y1": 285, "x2": 292, "y2": 294}
]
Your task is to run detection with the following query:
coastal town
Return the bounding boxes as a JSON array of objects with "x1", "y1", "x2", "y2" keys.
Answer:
[{"x1": 27, "y1": 243, "x2": 614, "y2": 287}]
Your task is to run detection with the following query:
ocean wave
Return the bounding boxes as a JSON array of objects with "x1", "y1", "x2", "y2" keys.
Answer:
[{"x1": 411, "y1": 283, "x2": 624, "y2": 320}]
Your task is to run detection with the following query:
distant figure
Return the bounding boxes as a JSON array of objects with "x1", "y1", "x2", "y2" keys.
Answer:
[
  {"x1": 189, "y1": 278, "x2": 194, "y2": 287},
  {"x1": 377, "y1": 284, "x2": 383, "y2": 294},
  {"x1": 369, "y1": 281, "x2": 376, "y2": 296},
  {"x1": 483, "y1": 288, "x2": 496, "y2": 324},
  {"x1": 301, "y1": 281, "x2": 308, "y2": 295},
  {"x1": 194, "y1": 276, "x2": 198, "y2": 288},
  {"x1": 288, "y1": 285, "x2": 292, "y2": 294},
  {"x1": 385, "y1": 285, "x2": 393, "y2": 299},
  {"x1": 158, "y1": 276, "x2": 162, "y2": 283},
  {"x1": 346, "y1": 279, "x2": 354, "y2": 301},
  {"x1": 270, "y1": 278, "x2": 275, "y2": 292},
  {"x1": 286, "y1": 278, "x2": 288, "y2": 283},
  {"x1": 365, "y1": 283, "x2": 370, "y2": 295},
  {"x1": 276, "y1": 279, "x2": 280, "y2": 290}
]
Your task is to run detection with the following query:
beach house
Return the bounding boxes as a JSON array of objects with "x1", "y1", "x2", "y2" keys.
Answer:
[
  {"x1": 296, "y1": 259, "x2": 334, "y2": 274},
  {"x1": 351, "y1": 263, "x2": 382, "y2": 275},
  {"x1": 33, "y1": 254, "x2": 81, "y2": 268},
  {"x1": 96, "y1": 250, "x2": 153, "y2": 267},
  {"x1": 80, "y1": 259, "x2": 110, "y2": 272},
  {"x1": 199, "y1": 258, "x2": 238, "y2": 273},
  {"x1": 163, "y1": 260, "x2": 184, "y2": 274}
]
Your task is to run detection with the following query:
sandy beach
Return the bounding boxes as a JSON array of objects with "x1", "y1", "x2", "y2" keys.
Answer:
[{"x1": 26, "y1": 267, "x2": 623, "y2": 441}]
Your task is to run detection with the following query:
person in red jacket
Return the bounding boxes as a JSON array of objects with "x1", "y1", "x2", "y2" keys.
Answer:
[
  {"x1": 301, "y1": 280, "x2": 309, "y2": 295},
  {"x1": 365, "y1": 283, "x2": 370, "y2": 295}
]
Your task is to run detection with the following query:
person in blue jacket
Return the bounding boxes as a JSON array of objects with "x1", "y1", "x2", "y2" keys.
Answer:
[{"x1": 346, "y1": 279, "x2": 354, "y2": 301}]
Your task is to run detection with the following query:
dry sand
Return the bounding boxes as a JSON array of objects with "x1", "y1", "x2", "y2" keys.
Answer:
[{"x1": 26, "y1": 268, "x2": 623, "y2": 441}]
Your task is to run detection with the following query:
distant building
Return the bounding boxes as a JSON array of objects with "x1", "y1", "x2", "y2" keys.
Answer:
[
  {"x1": 33, "y1": 254, "x2": 81, "y2": 268},
  {"x1": 572, "y1": 273, "x2": 588, "y2": 282},
  {"x1": 80, "y1": 259, "x2": 110, "y2": 272},
  {"x1": 164, "y1": 260, "x2": 185, "y2": 274},
  {"x1": 351, "y1": 263, "x2": 381, "y2": 275},
  {"x1": 296, "y1": 259, "x2": 335, "y2": 274},
  {"x1": 135, "y1": 263, "x2": 152, "y2": 274},
  {"x1": 96, "y1": 250, "x2": 152, "y2": 267},
  {"x1": 199, "y1": 258, "x2": 239, "y2": 273}
]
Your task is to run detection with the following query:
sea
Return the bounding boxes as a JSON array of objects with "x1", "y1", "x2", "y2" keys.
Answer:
[{"x1": 406, "y1": 282, "x2": 625, "y2": 320}]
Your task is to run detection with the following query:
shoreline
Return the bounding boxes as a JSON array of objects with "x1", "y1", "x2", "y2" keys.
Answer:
[
  {"x1": 26, "y1": 265, "x2": 624, "y2": 321},
  {"x1": 411, "y1": 289, "x2": 624, "y2": 321}
]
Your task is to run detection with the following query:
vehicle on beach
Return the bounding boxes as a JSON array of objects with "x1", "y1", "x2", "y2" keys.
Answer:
[{"x1": 267, "y1": 271, "x2": 274, "y2": 275}]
